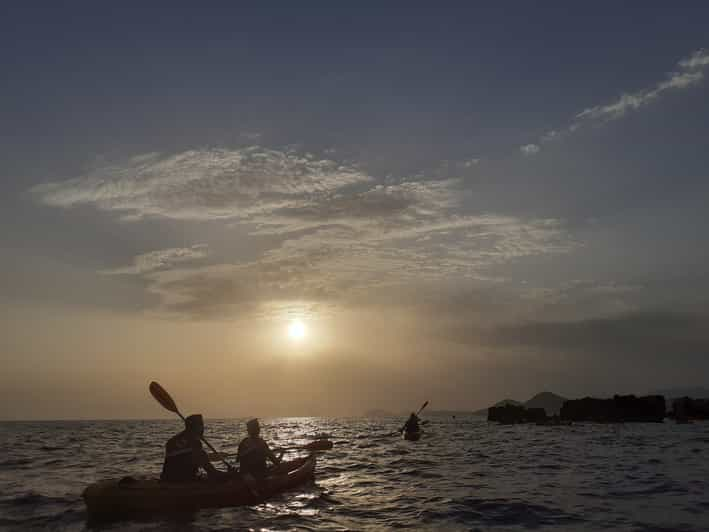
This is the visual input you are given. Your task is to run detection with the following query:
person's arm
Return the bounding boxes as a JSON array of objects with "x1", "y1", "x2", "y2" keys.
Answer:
[
  {"x1": 201, "y1": 450, "x2": 224, "y2": 475},
  {"x1": 264, "y1": 442, "x2": 282, "y2": 465},
  {"x1": 194, "y1": 444, "x2": 228, "y2": 478}
]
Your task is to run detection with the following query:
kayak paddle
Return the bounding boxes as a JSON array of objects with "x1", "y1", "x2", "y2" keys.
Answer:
[
  {"x1": 149, "y1": 381, "x2": 233, "y2": 470},
  {"x1": 416, "y1": 400, "x2": 430, "y2": 416},
  {"x1": 208, "y1": 439, "x2": 334, "y2": 461}
]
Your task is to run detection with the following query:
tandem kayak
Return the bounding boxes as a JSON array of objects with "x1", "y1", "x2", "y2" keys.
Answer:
[
  {"x1": 83, "y1": 455, "x2": 315, "y2": 521},
  {"x1": 402, "y1": 430, "x2": 422, "y2": 441}
]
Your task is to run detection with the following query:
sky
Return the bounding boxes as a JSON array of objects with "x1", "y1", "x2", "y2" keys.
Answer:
[{"x1": 1, "y1": 2, "x2": 709, "y2": 419}]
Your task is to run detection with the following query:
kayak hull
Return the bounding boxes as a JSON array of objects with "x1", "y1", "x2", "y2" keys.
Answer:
[
  {"x1": 83, "y1": 456, "x2": 315, "y2": 521},
  {"x1": 403, "y1": 431, "x2": 422, "y2": 441}
]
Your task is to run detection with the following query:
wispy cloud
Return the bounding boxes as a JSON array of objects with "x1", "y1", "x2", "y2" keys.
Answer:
[
  {"x1": 31, "y1": 147, "x2": 372, "y2": 221},
  {"x1": 32, "y1": 146, "x2": 576, "y2": 319},
  {"x1": 520, "y1": 144, "x2": 540, "y2": 156},
  {"x1": 522, "y1": 48, "x2": 709, "y2": 153},
  {"x1": 103, "y1": 244, "x2": 208, "y2": 275},
  {"x1": 144, "y1": 213, "x2": 574, "y2": 319}
]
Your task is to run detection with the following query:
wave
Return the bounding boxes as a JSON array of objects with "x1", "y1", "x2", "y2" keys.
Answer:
[
  {"x1": 2, "y1": 492, "x2": 73, "y2": 507},
  {"x1": 0, "y1": 458, "x2": 32, "y2": 468}
]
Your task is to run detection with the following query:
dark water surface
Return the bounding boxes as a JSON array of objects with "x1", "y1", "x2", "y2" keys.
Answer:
[{"x1": 1, "y1": 416, "x2": 708, "y2": 531}]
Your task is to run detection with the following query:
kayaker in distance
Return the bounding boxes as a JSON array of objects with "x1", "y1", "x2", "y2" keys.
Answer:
[
  {"x1": 237, "y1": 418, "x2": 282, "y2": 480},
  {"x1": 403, "y1": 412, "x2": 420, "y2": 434},
  {"x1": 161, "y1": 414, "x2": 228, "y2": 482}
]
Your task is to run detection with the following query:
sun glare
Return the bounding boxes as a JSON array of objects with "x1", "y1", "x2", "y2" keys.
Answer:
[{"x1": 287, "y1": 320, "x2": 306, "y2": 341}]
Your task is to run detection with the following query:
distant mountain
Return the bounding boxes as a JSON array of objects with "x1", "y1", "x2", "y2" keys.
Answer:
[
  {"x1": 472, "y1": 392, "x2": 567, "y2": 417},
  {"x1": 472, "y1": 399, "x2": 521, "y2": 417},
  {"x1": 524, "y1": 392, "x2": 567, "y2": 416}
]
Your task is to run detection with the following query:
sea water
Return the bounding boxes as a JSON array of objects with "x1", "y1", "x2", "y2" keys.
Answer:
[{"x1": 1, "y1": 416, "x2": 708, "y2": 531}]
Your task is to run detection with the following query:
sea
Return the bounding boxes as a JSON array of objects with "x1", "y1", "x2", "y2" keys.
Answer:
[{"x1": 1, "y1": 416, "x2": 708, "y2": 531}]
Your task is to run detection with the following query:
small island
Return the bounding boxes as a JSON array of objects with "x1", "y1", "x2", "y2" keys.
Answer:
[{"x1": 480, "y1": 391, "x2": 709, "y2": 424}]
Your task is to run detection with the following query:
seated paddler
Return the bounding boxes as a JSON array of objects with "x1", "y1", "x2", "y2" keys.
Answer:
[
  {"x1": 237, "y1": 418, "x2": 282, "y2": 479},
  {"x1": 161, "y1": 414, "x2": 226, "y2": 482},
  {"x1": 403, "y1": 412, "x2": 420, "y2": 433}
]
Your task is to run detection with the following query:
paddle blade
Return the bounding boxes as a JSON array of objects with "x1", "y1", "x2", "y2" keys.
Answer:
[
  {"x1": 149, "y1": 381, "x2": 179, "y2": 415},
  {"x1": 417, "y1": 400, "x2": 429, "y2": 415},
  {"x1": 303, "y1": 439, "x2": 333, "y2": 451}
]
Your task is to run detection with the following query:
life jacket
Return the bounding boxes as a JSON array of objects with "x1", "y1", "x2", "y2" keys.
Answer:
[
  {"x1": 237, "y1": 436, "x2": 268, "y2": 477},
  {"x1": 160, "y1": 431, "x2": 202, "y2": 482}
]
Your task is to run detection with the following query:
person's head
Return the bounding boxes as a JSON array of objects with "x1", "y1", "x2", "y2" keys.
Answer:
[
  {"x1": 410, "y1": 412, "x2": 417, "y2": 420},
  {"x1": 185, "y1": 414, "x2": 204, "y2": 437},
  {"x1": 246, "y1": 418, "x2": 260, "y2": 437}
]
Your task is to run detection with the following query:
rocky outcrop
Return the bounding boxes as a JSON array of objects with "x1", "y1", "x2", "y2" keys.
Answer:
[
  {"x1": 524, "y1": 392, "x2": 567, "y2": 416},
  {"x1": 473, "y1": 399, "x2": 521, "y2": 417},
  {"x1": 671, "y1": 397, "x2": 709, "y2": 421},
  {"x1": 560, "y1": 394, "x2": 665, "y2": 422},
  {"x1": 488, "y1": 404, "x2": 548, "y2": 424}
]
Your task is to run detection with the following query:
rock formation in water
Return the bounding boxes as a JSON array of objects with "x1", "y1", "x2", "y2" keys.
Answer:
[
  {"x1": 524, "y1": 392, "x2": 567, "y2": 416},
  {"x1": 671, "y1": 397, "x2": 709, "y2": 421},
  {"x1": 474, "y1": 392, "x2": 567, "y2": 417},
  {"x1": 487, "y1": 404, "x2": 548, "y2": 424},
  {"x1": 560, "y1": 394, "x2": 665, "y2": 422}
]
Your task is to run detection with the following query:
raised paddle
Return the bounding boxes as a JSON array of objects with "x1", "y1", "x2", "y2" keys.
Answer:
[
  {"x1": 208, "y1": 439, "x2": 333, "y2": 461},
  {"x1": 149, "y1": 381, "x2": 233, "y2": 470}
]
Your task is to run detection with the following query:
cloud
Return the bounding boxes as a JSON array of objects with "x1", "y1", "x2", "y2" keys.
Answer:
[
  {"x1": 574, "y1": 48, "x2": 708, "y2": 124},
  {"x1": 677, "y1": 48, "x2": 709, "y2": 70},
  {"x1": 256, "y1": 178, "x2": 466, "y2": 236},
  {"x1": 520, "y1": 144, "x2": 540, "y2": 156},
  {"x1": 144, "y1": 213, "x2": 574, "y2": 319},
  {"x1": 31, "y1": 147, "x2": 372, "y2": 221},
  {"x1": 32, "y1": 146, "x2": 577, "y2": 319},
  {"x1": 525, "y1": 48, "x2": 709, "y2": 151},
  {"x1": 103, "y1": 244, "x2": 208, "y2": 275}
]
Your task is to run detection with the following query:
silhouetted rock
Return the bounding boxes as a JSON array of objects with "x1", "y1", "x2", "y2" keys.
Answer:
[
  {"x1": 475, "y1": 393, "x2": 567, "y2": 417},
  {"x1": 671, "y1": 397, "x2": 709, "y2": 421},
  {"x1": 560, "y1": 394, "x2": 665, "y2": 422},
  {"x1": 488, "y1": 404, "x2": 548, "y2": 424},
  {"x1": 473, "y1": 399, "x2": 521, "y2": 416},
  {"x1": 524, "y1": 392, "x2": 567, "y2": 416},
  {"x1": 654, "y1": 388, "x2": 709, "y2": 412}
]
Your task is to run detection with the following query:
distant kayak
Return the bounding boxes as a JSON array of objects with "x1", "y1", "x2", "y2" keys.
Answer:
[
  {"x1": 83, "y1": 456, "x2": 315, "y2": 521},
  {"x1": 402, "y1": 430, "x2": 422, "y2": 441}
]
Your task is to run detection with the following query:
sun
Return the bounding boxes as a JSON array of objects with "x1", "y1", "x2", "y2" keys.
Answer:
[{"x1": 287, "y1": 320, "x2": 307, "y2": 341}]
